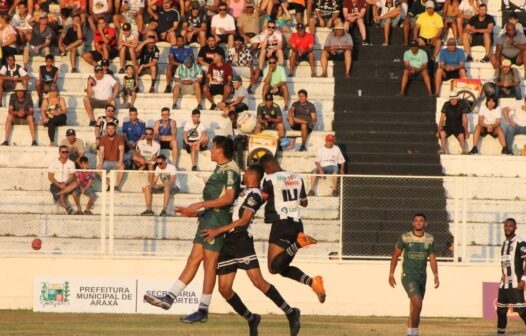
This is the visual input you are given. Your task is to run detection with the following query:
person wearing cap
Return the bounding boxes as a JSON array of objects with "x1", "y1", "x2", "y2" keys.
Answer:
[
  {"x1": 40, "y1": 84, "x2": 67, "y2": 146},
  {"x1": 437, "y1": 90, "x2": 469, "y2": 154},
  {"x1": 401, "y1": 40, "x2": 432, "y2": 96},
  {"x1": 23, "y1": 12, "x2": 53, "y2": 69},
  {"x1": 502, "y1": 96, "x2": 526, "y2": 153},
  {"x1": 183, "y1": 109, "x2": 208, "y2": 171},
  {"x1": 321, "y1": 23, "x2": 353, "y2": 78},
  {"x1": 256, "y1": 93, "x2": 286, "y2": 141},
  {"x1": 172, "y1": 55, "x2": 203, "y2": 110},
  {"x1": 308, "y1": 134, "x2": 345, "y2": 197},
  {"x1": 342, "y1": 0, "x2": 368, "y2": 45},
  {"x1": 309, "y1": 0, "x2": 340, "y2": 36},
  {"x1": 226, "y1": 35, "x2": 257, "y2": 92},
  {"x1": 83, "y1": 65, "x2": 119, "y2": 126},
  {"x1": 413, "y1": 1, "x2": 443, "y2": 60},
  {"x1": 165, "y1": 34, "x2": 194, "y2": 93},
  {"x1": 287, "y1": 89, "x2": 317, "y2": 151},
  {"x1": 36, "y1": 54, "x2": 59, "y2": 107},
  {"x1": 469, "y1": 96, "x2": 511, "y2": 155},
  {"x1": 491, "y1": 22, "x2": 526, "y2": 77},
  {"x1": 494, "y1": 59, "x2": 521, "y2": 101},
  {"x1": 1, "y1": 83, "x2": 36, "y2": 146},
  {"x1": 237, "y1": 2, "x2": 261, "y2": 45},
  {"x1": 203, "y1": 52, "x2": 233, "y2": 110},
  {"x1": 218, "y1": 75, "x2": 249, "y2": 116},
  {"x1": 82, "y1": 16, "x2": 117, "y2": 67},
  {"x1": 0, "y1": 54, "x2": 29, "y2": 108},
  {"x1": 58, "y1": 14, "x2": 84, "y2": 73},
  {"x1": 60, "y1": 129, "x2": 86, "y2": 166},
  {"x1": 435, "y1": 37, "x2": 466, "y2": 96},
  {"x1": 117, "y1": 22, "x2": 139, "y2": 73},
  {"x1": 261, "y1": 55, "x2": 289, "y2": 111},
  {"x1": 289, "y1": 22, "x2": 315, "y2": 77},
  {"x1": 374, "y1": 0, "x2": 402, "y2": 46},
  {"x1": 182, "y1": 1, "x2": 207, "y2": 47},
  {"x1": 462, "y1": 3, "x2": 494, "y2": 63}
]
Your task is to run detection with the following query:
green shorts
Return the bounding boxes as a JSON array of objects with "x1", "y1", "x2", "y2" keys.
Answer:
[
  {"x1": 402, "y1": 274, "x2": 426, "y2": 298},
  {"x1": 193, "y1": 210, "x2": 232, "y2": 252}
]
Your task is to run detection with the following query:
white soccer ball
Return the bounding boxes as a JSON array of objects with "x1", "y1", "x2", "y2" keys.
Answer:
[{"x1": 237, "y1": 112, "x2": 257, "y2": 134}]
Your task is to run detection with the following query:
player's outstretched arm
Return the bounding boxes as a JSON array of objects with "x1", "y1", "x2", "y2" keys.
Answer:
[
  {"x1": 389, "y1": 247, "x2": 403, "y2": 288},
  {"x1": 201, "y1": 209, "x2": 255, "y2": 242},
  {"x1": 429, "y1": 254, "x2": 439, "y2": 289}
]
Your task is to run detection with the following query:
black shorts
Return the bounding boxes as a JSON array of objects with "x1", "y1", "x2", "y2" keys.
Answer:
[
  {"x1": 328, "y1": 52, "x2": 345, "y2": 61},
  {"x1": 471, "y1": 33, "x2": 484, "y2": 47},
  {"x1": 291, "y1": 122, "x2": 313, "y2": 133},
  {"x1": 288, "y1": 2, "x2": 305, "y2": 14},
  {"x1": 498, "y1": 288, "x2": 526, "y2": 309},
  {"x1": 160, "y1": 140, "x2": 173, "y2": 149},
  {"x1": 217, "y1": 34, "x2": 232, "y2": 45},
  {"x1": 269, "y1": 218, "x2": 303, "y2": 250},
  {"x1": 217, "y1": 230, "x2": 260, "y2": 275},
  {"x1": 189, "y1": 33, "x2": 200, "y2": 44},
  {"x1": 444, "y1": 125, "x2": 465, "y2": 137},
  {"x1": 480, "y1": 126, "x2": 499, "y2": 138},
  {"x1": 208, "y1": 84, "x2": 224, "y2": 96},
  {"x1": 295, "y1": 53, "x2": 310, "y2": 63},
  {"x1": 444, "y1": 69, "x2": 460, "y2": 81},
  {"x1": 90, "y1": 49, "x2": 118, "y2": 62},
  {"x1": 184, "y1": 141, "x2": 208, "y2": 153},
  {"x1": 233, "y1": 102, "x2": 249, "y2": 114}
]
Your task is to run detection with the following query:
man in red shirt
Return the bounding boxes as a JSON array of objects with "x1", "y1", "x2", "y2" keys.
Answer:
[
  {"x1": 289, "y1": 22, "x2": 315, "y2": 77},
  {"x1": 82, "y1": 17, "x2": 117, "y2": 66},
  {"x1": 203, "y1": 52, "x2": 233, "y2": 110},
  {"x1": 343, "y1": 0, "x2": 368, "y2": 45}
]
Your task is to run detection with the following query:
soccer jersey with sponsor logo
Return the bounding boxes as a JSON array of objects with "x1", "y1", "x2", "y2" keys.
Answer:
[
  {"x1": 262, "y1": 171, "x2": 307, "y2": 223},
  {"x1": 230, "y1": 188, "x2": 263, "y2": 236},
  {"x1": 396, "y1": 231, "x2": 435, "y2": 277},
  {"x1": 203, "y1": 160, "x2": 241, "y2": 214},
  {"x1": 500, "y1": 235, "x2": 526, "y2": 289}
]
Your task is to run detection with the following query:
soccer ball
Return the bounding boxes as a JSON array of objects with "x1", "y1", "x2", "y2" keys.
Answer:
[{"x1": 237, "y1": 112, "x2": 257, "y2": 134}]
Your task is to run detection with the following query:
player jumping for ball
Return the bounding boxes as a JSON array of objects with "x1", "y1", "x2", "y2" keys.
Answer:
[
  {"x1": 496, "y1": 218, "x2": 526, "y2": 335},
  {"x1": 389, "y1": 213, "x2": 439, "y2": 336},
  {"x1": 258, "y1": 154, "x2": 326, "y2": 304},
  {"x1": 144, "y1": 136, "x2": 240, "y2": 323},
  {"x1": 201, "y1": 165, "x2": 301, "y2": 336}
]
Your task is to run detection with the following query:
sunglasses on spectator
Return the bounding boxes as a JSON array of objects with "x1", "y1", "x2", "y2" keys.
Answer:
[
  {"x1": 219, "y1": 7, "x2": 227, "y2": 11},
  {"x1": 61, "y1": 150, "x2": 69, "y2": 154},
  {"x1": 156, "y1": 161, "x2": 164, "y2": 165},
  {"x1": 148, "y1": 35, "x2": 156, "y2": 39},
  {"x1": 269, "y1": 61, "x2": 276, "y2": 64},
  {"x1": 268, "y1": 25, "x2": 275, "y2": 29},
  {"x1": 145, "y1": 132, "x2": 153, "y2": 135},
  {"x1": 161, "y1": 113, "x2": 170, "y2": 116},
  {"x1": 107, "y1": 108, "x2": 114, "y2": 112}
]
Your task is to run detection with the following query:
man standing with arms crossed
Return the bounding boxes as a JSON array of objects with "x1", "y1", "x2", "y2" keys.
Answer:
[{"x1": 389, "y1": 213, "x2": 439, "y2": 336}]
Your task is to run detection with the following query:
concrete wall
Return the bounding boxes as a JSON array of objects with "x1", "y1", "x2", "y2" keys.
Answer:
[{"x1": 0, "y1": 256, "x2": 499, "y2": 317}]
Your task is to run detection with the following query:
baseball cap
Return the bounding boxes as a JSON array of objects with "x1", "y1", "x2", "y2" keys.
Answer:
[
  {"x1": 66, "y1": 129, "x2": 76, "y2": 136},
  {"x1": 325, "y1": 134, "x2": 335, "y2": 142},
  {"x1": 184, "y1": 55, "x2": 194, "y2": 66},
  {"x1": 264, "y1": 93, "x2": 273, "y2": 101},
  {"x1": 409, "y1": 40, "x2": 418, "y2": 47},
  {"x1": 94, "y1": 65, "x2": 103, "y2": 72},
  {"x1": 232, "y1": 75, "x2": 242, "y2": 82},
  {"x1": 122, "y1": 22, "x2": 131, "y2": 31},
  {"x1": 297, "y1": 22, "x2": 305, "y2": 30},
  {"x1": 101, "y1": 59, "x2": 110, "y2": 67},
  {"x1": 502, "y1": 59, "x2": 512, "y2": 67},
  {"x1": 191, "y1": 1, "x2": 200, "y2": 9},
  {"x1": 425, "y1": 1, "x2": 435, "y2": 9}
]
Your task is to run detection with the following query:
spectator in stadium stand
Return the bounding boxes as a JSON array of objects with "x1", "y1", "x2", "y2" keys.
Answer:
[
  {"x1": 172, "y1": 55, "x2": 203, "y2": 110},
  {"x1": 121, "y1": 64, "x2": 138, "y2": 108},
  {"x1": 211, "y1": 2, "x2": 236, "y2": 48},
  {"x1": 287, "y1": 0, "x2": 306, "y2": 24},
  {"x1": 255, "y1": 20, "x2": 284, "y2": 78},
  {"x1": 0, "y1": 55, "x2": 29, "y2": 107},
  {"x1": 1, "y1": 83, "x2": 35, "y2": 146},
  {"x1": 462, "y1": 3, "x2": 494, "y2": 63},
  {"x1": 217, "y1": 75, "x2": 249, "y2": 115},
  {"x1": 95, "y1": 104, "x2": 119, "y2": 146},
  {"x1": 458, "y1": 0, "x2": 479, "y2": 38},
  {"x1": 320, "y1": 23, "x2": 353, "y2": 78},
  {"x1": 494, "y1": 59, "x2": 521, "y2": 101},
  {"x1": 11, "y1": 2, "x2": 32, "y2": 48},
  {"x1": 60, "y1": 128, "x2": 86, "y2": 166},
  {"x1": 82, "y1": 17, "x2": 117, "y2": 66},
  {"x1": 491, "y1": 23, "x2": 526, "y2": 77},
  {"x1": 122, "y1": 107, "x2": 146, "y2": 152},
  {"x1": 0, "y1": 14, "x2": 18, "y2": 64},
  {"x1": 342, "y1": 0, "x2": 368, "y2": 45},
  {"x1": 58, "y1": 14, "x2": 84, "y2": 73},
  {"x1": 414, "y1": 1, "x2": 443, "y2": 60},
  {"x1": 468, "y1": 96, "x2": 512, "y2": 155},
  {"x1": 502, "y1": 98, "x2": 526, "y2": 153},
  {"x1": 256, "y1": 93, "x2": 286, "y2": 141},
  {"x1": 113, "y1": 0, "x2": 145, "y2": 33},
  {"x1": 437, "y1": 90, "x2": 469, "y2": 154},
  {"x1": 236, "y1": 2, "x2": 260, "y2": 45},
  {"x1": 137, "y1": 32, "x2": 160, "y2": 93},
  {"x1": 261, "y1": 55, "x2": 289, "y2": 111},
  {"x1": 400, "y1": 40, "x2": 432, "y2": 96},
  {"x1": 182, "y1": 1, "x2": 207, "y2": 47},
  {"x1": 289, "y1": 22, "x2": 315, "y2": 77},
  {"x1": 435, "y1": 38, "x2": 466, "y2": 97},
  {"x1": 97, "y1": 122, "x2": 125, "y2": 190},
  {"x1": 153, "y1": 107, "x2": 179, "y2": 166},
  {"x1": 264, "y1": 2, "x2": 292, "y2": 41},
  {"x1": 23, "y1": 13, "x2": 53, "y2": 69},
  {"x1": 308, "y1": 134, "x2": 345, "y2": 197},
  {"x1": 146, "y1": 0, "x2": 180, "y2": 43},
  {"x1": 101, "y1": 58, "x2": 114, "y2": 75},
  {"x1": 61, "y1": 0, "x2": 88, "y2": 23},
  {"x1": 287, "y1": 89, "x2": 317, "y2": 151},
  {"x1": 117, "y1": 22, "x2": 139, "y2": 73},
  {"x1": 203, "y1": 52, "x2": 233, "y2": 110},
  {"x1": 309, "y1": 0, "x2": 340, "y2": 36},
  {"x1": 374, "y1": 0, "x2": 402, "y2": 46},
  {"x1": 141, "y1": 154, "x2": 180, "y2": 216},
  {"x1": 227, "y1": 0, "x2": 245, "y2": 19},
  {"x1": 164, "y1": 34, "x2": 194, "y2": 93},
  {"x1": 83, "y1": 65, "x2": 119, "y2": 127},
  {"x1": 133, "y1": 127, "x2": 160, "y2": 171},
  {"x1": 183, "y1": 108, "x2": 209, "y2": 171},
  {"x1": 36, "y1": 54, "x2": 58, "y2": 107},
  {"x1": 227, "y1": 35, "x2": 257, "y2": 93},
  {"x1": 48, "y1": 145, "x2": 77, "y2": 215},
  {"x1": 198, "y1": 35, "x2": 226, "y2": 72},
  {"x1": 40, "y1": 84, "x2": 67, "y2": 146},
  {"x1": 67, "y1": 156, "x2": 97, "y2": 215},
  {"x1": 88, "y1": 0, "x2": 113, "y2": 33},
  {"x1": 506, "y1": 12, "x2": 524, "y2": 35},
  {"x1": 402, "y1": 0, "x2": 425, "y2": 46}
]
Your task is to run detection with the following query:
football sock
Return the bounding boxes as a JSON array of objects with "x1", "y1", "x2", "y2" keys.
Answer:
[
  {"x1": 286, "y1": 242, "x2": 300, "y2": 257},
  {"x1": 168, "y1": 279, "x2": 186, "y2": 299},
  {"x1": 198, "y1": 293, "x2": 212, "y2": 312},
  {"x1": 227, "y1": 292, "x2": 255, "y2": 321},
  {"x1": 412, "y1": 328, "x2": 418, "y2": 336},
  {"x1": 497, "y1": 306, "x2": 507, "y2": 334},
  {"x1": 279, "y1": 266, "x2": 313, "y2": 286},
  {"x1": 264, "y1": 284, "x2": 294, "y2": 315},
  {"x1": 406, "y1": 327, "x2": 412, "y2": 336},
  {"x1": 270, "y1": 251, "x2": 293, "y2": 273}
]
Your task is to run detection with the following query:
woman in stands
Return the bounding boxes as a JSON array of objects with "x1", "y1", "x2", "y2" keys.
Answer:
[{"x1": 40, "y1": 84, "x2": 67, "y2": 146}]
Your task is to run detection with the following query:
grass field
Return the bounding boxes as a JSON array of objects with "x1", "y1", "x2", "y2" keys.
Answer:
[{"x1": 0, "y1": 310, "x2": 525, "y2": 336}]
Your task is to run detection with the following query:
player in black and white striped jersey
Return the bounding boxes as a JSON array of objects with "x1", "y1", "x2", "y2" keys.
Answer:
[
  {"x1": 497, "y1": 218, "x2": 526, "y2": 335},
  {"x1": 201, "y1": 166, "x2": 301, "y2": 336}
]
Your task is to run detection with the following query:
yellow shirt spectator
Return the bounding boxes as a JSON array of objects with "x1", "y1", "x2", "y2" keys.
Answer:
[{"x1": 416, "y1": 12, "x2": 444, "y2": 39}]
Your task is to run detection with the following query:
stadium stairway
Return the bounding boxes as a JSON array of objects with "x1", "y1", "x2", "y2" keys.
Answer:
[{"x1": 334, "y1": 28, "x2": 452, "y2": 257}]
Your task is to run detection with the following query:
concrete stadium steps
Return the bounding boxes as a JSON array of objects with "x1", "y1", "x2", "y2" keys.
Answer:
[{"x1": 441, "y1": 154, "x2": 526, "y2": 176}]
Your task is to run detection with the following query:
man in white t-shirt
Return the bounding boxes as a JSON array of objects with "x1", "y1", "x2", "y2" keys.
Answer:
[
  {"x1": 133, "y1": 127, "x2": 161, "y2": 171},
  {"x1": 468, "y1": 98, "x2": 511, "y2": 155},
  {"x1": 502, "y1": 98, "x2": 526, "y2": 153},
  {"x1": 211, "y1": 2, "x2": 236, "y2": 48},
  {"x1": 308, "y1": 134, "x2": 345, "y2": 197},
  {"x1": 141, "y1": 154, "x2": 181, "y2": 216},
  {"x1": 183, "y1": 109, "x2": 209, "y2": 171},
  {"x1": 48, "y1": 145, "x2": 77, "y2": 214},
  {"x1": 83, "y1": 65, "x2": 120, "y2": 126}
]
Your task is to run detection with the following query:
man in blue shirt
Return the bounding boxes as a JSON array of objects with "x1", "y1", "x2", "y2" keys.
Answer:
[
  {"x1": 435, "y1": 38, "x2": 466, "y2": 96},
  {"x1": 164, "y1": 35, "x2": 195, "y2": 93},
  {"x1": 400, "y1": 40, "x2": 432, "y2": 96},
  {"x1": 122, "y1": 107, "x2": 146, "y2": 152}
]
